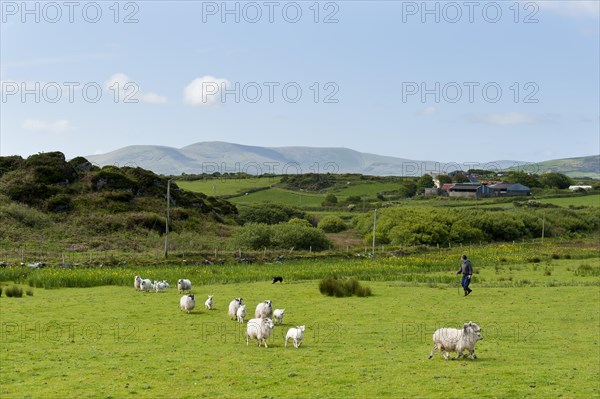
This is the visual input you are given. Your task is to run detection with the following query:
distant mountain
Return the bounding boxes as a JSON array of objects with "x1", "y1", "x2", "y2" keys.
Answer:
[
  {"x1": 86, "y1": 141, "x2": 531, "y2": 176},
  {"x1": 508, "y1": 155, "x2": 600, "y2": 179}
]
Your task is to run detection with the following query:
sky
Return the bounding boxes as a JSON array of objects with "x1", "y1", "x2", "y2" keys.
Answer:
[{"x1": 1, "y1": 0, "x2": 599, "y2": 164}]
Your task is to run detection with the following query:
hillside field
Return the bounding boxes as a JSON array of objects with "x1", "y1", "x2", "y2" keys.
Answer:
[{"x1": 2, "y1": 256, "x2": 599, "y2": 398}]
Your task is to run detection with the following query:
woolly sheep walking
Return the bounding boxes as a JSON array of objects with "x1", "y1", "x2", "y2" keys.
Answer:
[
  {"x1": 134, "y1": 276, "x2": 142, "y2": 290},
  {"x1": 179, "y1": 294, "x2": 196, "y2": 314},
  {"x1": 228, "y1": 298, "x2": 243, "y2": 320},
  {"x1": 246, "y1": 317, "x2": 275, "y2": 348},
  {"x1": 140, "y1": 279, "x2": 153, "y2": 292},
  {"x1": 273, "y1": 309, "x2": 285, "y2": 324},
  {"x1": 177, "y1": 279, "x2": 192, "y2": 293},
  {"x1": 205, "y1": 295, "x2": 214, "y2": 310},
  {"x1": 428, "y1": 321, "x2": 483, "y2": 360},
  {"x1": 255, "y1": 300, "x2": 273, "y2": 319},
  {"x1": 285, "y1": 326, "x2": 305, "y2": 348},
  {"x1": 236, "y1": 304, "x2": 247, "y2": 324}
]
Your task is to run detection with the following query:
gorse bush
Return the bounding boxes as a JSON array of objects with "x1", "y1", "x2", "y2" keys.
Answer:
[
  {"x1": 319, "y1": 276, "x2": 372, "y2": 297},
  {"x1": 231, "y1": 219, "x2": 331, "y2": 251},
  {"x1": 317, "y1": 215, "x2": 347, "y2": 233}
]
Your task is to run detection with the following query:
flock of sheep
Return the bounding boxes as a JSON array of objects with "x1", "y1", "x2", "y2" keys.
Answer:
[{"x1": 133, "y1": 276, "x2": 305, "y2": 349}]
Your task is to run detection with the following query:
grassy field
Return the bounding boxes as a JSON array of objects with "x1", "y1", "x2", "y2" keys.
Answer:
[
  {"x1": 2, "y1": 256, "x2": 599, "y2": 398},
  {"x1": 176, "y1": 177, "x2": 281, "y2": 197},
  {"x1": 537, "y1": 194, "x2": 600, "y2": 207},
  {"x1": 229, "y1": 187, "x2": 324, "y2": 206}
]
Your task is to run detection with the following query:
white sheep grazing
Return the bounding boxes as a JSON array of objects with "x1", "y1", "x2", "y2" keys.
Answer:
[
  {"x1": 162, "y1": 280, "x2": 170, "y2": 288},
  {"x1": 228, "y1": 298, "x2": 243, "y2": 320},
  {"x1": 255, "y1": 300, "x2": 273, "y2": 319},
  {"x1": 179, "y1": 294, "x2": 196, "y2": 314},
  {"x1": 246, "y1": 317, "x2": 275, "y2": 348},
  {"x1": 429, "y1": 321, "x2": 483, "y2": 360},
  {"x1": 134, "y1": 276, "x2": 142, "y2": 290},
  {"x1": 273, "y1": 309, "x2": 285, "y2": 324},
  {"x1": 140, "y1": 279, "x2": 153, "y2": 292},
  {"x1": 205, "y1": 295, "x2": 214, "y2": 310},
  {"x1": 177, "y1": 279, "x2": 192, "y2": 293},
  {"x1": 285, "y1": 325, "x2": 305, "y2": 348},
  {"x1": 236, "y1": 304, "x2": 247, "y2": 324}
]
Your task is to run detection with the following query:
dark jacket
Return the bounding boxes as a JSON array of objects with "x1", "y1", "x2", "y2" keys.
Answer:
[{"x1": 458, "y1": 259, "x2": 473, "y2": 276}]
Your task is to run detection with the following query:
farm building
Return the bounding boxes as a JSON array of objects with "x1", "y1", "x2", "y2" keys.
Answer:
[
  {"x1": 448, "y1": 183, "x2": 493, "y2": 198},
  {"x1": 488, "y1": 183, "x2": 531, "y2": 196}
]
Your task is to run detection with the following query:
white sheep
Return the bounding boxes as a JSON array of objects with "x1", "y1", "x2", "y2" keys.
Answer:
[
  {"x1": 273, "y1": 309, "x2": 285, "y2": 324},
  {"x1": 255, "y1": 300, "x2": 273, "y2": 319},
  {"x1": 179, "y1": 294, "x2": 196, "y2": 314},
  {"x1": 140, "y1": 279, "x2": 153, "y2": 292},
  {"x1": 228, "y1": 298, "x2": 243, "y2": 320},
  {"x1": 134, "y1": 276, "x2": 142, "y2": 290},
  {"x1": 285, "y1": 325, "x2": 305, "y2": 348},
  {"x1": 205, "y1": 295, "x2": 214, "y2": 310},
  {"x1": 236, "y1": 304, "x2": 247, "y2": 324},
  {"x1": 177, "y1": 279, "x2": 192, "y2": 293},
  {"x1": 429, "y1": 321, "x2": 484, "y2": 360},
  {"x1": 154, "y1": 280, "x2": 168, "y2": 292},
  {"x1": 246, "y1": 317, "x2": 275, "y2": 348}
]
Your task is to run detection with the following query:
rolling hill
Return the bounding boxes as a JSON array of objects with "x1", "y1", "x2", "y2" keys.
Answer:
[
  {"x1": 86, "y1": 142, "x2": 531, "y2": 176},
  {"x1": 508, "y1": 155, "x2": 600, "y2": 179}
]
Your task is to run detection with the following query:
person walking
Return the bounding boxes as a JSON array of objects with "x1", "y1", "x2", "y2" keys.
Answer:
[{"x1": 457, "y1": 254, "x2": 473, "y2": 296}]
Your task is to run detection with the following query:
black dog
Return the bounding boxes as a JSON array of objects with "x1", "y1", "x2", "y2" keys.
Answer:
[{"x1": 272, "y1": 276, "x2": 283, "y2": 284}]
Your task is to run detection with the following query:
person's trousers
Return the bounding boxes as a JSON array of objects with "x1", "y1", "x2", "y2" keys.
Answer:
[{"x1": 461, "y1": 275, "x2": 471, "y2": 290}]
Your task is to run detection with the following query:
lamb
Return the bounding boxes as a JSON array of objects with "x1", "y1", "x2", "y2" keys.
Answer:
[
  {"x1": 134, "y1": 276, "x2": 142, "y2": 290},
  {"x1": 255, "y1": 300, "x2": 273, "y2": 319},
  {"x1": 205, "y1": 295, "x2": 214, "y2": 310},
  {"x1": 273, "y1": 309, "x2": 285, "y2": 324},
  {"x1": 179, "y1": 294, "x2": 196, "y2": 314},
  {"x1": 285, "y1": 325, "x2": 305, "y2": 348},
  {"x1": 246, "y1": 317, "x2": 275, "y2": 348},
  {"x1": 228, "y1": 298, "x2": 243, "y2": 320},
  {"x1": 428, "y1": 321, "x2": 483, "y2": 360},
  {"x1": 236, "y1": 304, "x2": 247, "y2": 324},
  {"x1": 140, "y1": 279, "x2": 153, "y2": 292},
  {"x1": 177, "y1": 279, "x2": 192, "y2": 293},
  {"x1": 154, "y1": 280, "x2": 168, "y2": 292}
]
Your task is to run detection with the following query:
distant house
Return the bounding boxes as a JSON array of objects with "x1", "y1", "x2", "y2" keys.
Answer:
[
  {"x1": 488, "y1": 183, "x2": 531, "y2": 196},
  {"x1": 569, "y1": 185, "x2": 593, "y2": 191},
  {"x1": 448, "y1": 183, "x2": 493, "y2": 198}
]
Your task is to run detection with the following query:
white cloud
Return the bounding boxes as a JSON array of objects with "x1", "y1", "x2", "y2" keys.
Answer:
[
  {"x1": 537, "y1": 1, "x2": 599, "y2": 18},
  {"x1": 183, "y1": 76, "x2": 230, "y2": 107},
  {"x1": 470, "y1": 112, "x2": 538, "y2": 126},
  {"x1": 105, "y1": 73, "x2": 167, "y2": 104},
  {"x1": 416, "y1": 106, "x2": 437, "y2": 117},
  {"x1": 22, "y1": 119, "x2": 75, "y2": 134}
]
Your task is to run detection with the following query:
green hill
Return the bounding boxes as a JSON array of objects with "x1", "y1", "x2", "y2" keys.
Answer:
[
  {"x1": 510, "y1": 155, "x2": 600, "y2": 178},
  {"x1": 0, "y1": 152, "x2": 236, "y2": 252}
]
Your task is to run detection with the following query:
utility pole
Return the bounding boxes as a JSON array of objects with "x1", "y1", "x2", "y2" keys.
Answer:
[
  {"x1": 541, "y1": 212, "x2": 545, "y2": 244},
  {"x1": 164, "y1": 179, "x2": 171, "y2": 258},
  {"x1": 372, "y1": 209, "x2": 377, "y2": 256}
]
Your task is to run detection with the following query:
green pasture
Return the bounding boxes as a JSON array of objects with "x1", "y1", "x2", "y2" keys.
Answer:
[
  {"x1": 229, "y1": 188, "x2": 324, "y2": 206},
  {"x1": 537, "y1": 194, "x2": 600, "y2": 207},
  {"x1": 176, "y1": 177, "x2": 280, "y2": 197},
  {"x1": 1, "y1": 256, "x2": 599, "y2": 398}
]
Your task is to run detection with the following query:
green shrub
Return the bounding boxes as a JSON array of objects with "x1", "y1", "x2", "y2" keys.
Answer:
[
  {"x1": 272, "y1": 222, "x2": 331, "y2": 251},
  {"x1": 26, "y1": 289, "x2": 33, "y2": 296},
  {"x1": 0, "y1": 287, "x2": 2, "y2": 297},
  {"x1": 319, "y1": 276, "x2": 372, "y2": 297},
  {"x1": 317, "y1": 216, "x2": 347, "y2": 233},
  {"x1": 230, "y1": 223, "x2": 273, "y2": 250},
  {"x1": 5, "y1": 286, "x2": 23, "y2": 297},
  {"x1": 237, "y1": 203, "x2": 305, "y2": 225}
]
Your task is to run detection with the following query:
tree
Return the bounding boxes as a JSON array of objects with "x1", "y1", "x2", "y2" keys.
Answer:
[
  {"x1": 322, "y1": 193, "x2": 338, "y2": 206},
  {"x1": 436, "y1": 174, "x2": 452, "y2": 185},
  {"x1": 416, "y1": 174, "x2": 435, "y2": 193},
  {"x1": 540, "y1": 173, "x2": 573, "y2": 189},
  {"x1": 397, "y1": 182, "x2": 417, "y2": 198}
]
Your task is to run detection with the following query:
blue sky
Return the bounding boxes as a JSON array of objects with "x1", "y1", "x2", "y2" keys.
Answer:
[{"x1": 1, "y1": 0, "x2": 598, "y2": 163}]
